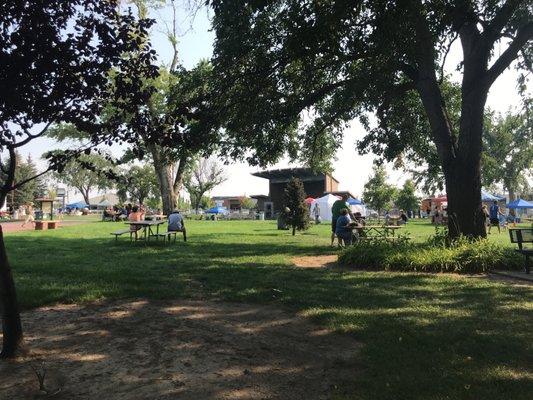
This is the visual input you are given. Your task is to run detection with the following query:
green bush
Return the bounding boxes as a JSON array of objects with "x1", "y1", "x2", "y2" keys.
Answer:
[{"x1": 338, "y1": 238, "x2": 523, "y2": 273}]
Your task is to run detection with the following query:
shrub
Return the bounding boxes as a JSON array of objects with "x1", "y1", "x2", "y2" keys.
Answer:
[{"x1": 338, "y1": 239, "x2": 522, "y2": 273}]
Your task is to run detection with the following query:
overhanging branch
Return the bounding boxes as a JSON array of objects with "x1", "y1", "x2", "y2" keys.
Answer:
[{"x1": 485, "y1": 22, "x2": 533, "y2": 86}]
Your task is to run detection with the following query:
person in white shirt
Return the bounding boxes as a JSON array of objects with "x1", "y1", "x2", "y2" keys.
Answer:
[{"x1": 168, "y1": 210, "x2": 186, "y2": 241}]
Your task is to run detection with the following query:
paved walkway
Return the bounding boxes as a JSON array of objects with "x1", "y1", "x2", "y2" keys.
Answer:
[
  {"x1": 490, "y1": 270, "x2": 533, "y2": 284},
  {"x1": 0, "y1": 219, "x2": 91, "y2": 233}
]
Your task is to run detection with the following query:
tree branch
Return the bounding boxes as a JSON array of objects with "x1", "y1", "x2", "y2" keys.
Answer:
[
  {"x1": 482, "y1": 0, "x2": 522, "y2": 45},
  {"x1": 485, "y1": 22, "x2": 533, "y2": 86}
]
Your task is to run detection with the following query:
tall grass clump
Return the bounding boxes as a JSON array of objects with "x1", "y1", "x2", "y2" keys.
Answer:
[{"x1": 339, "y1": 228, "x2": 522, "y2": 273}]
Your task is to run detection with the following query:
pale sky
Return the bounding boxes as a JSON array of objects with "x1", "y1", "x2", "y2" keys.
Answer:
[{"x1": 18, "y1": 5, "x2": 529, "y2": 202}]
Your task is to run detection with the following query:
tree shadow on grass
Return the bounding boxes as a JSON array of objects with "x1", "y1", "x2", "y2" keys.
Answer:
[
  {"x1": 0, "y1": 299, "x2": 360, "y2": 399},
  {"x1": 3, "y1": 234, "x2": 533, "y2": 400}
]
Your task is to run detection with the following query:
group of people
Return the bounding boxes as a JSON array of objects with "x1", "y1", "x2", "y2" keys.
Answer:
[
  {"x1": 107, "y1": 203, "x2": 186, "y2": 241},
  {"x1": 330, "y1": 194, "x2": 365, "y2": 247},
  {"x1": 483, "y1": 200, "x2": 515, "y2": 233}
]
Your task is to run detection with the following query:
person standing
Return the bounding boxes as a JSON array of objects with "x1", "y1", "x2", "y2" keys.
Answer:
[
  {"x1": 488, "y1": 200, "x2": 503, "y2": 234},
  {"x1": 331, "y1": 194, "x2": 351, "y2": 247},
  {"x1": 313, "y1": 202, "x2": 321, "y2": 224},
  {"x1": 21, "y1": 203, "x2": 35, "y2": 228}
]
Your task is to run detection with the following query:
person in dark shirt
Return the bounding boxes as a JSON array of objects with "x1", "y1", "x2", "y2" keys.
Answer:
[{"x1": 488, "y1": 201, "x2": 503, "y2": 234}]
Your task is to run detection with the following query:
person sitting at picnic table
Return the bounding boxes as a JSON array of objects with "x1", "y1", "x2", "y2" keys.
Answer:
[
  {"x1": 335, "y1": 208, "x2": 355, "y2": 247},
  {"x1": 103, "y1": 207, "x2": 115, "y2": 221},
  {"x1": 128, "y1": 205, "x2": 145, "y2": 239},
  {"x1": 488, "y1": 200, "x2": 504, "y2": 234},
  {"x1": 399, "y1": 210, "x2": 408, "y2": 225},
  {"x1": 168, "y1": 209, "x2": 187, "y2": 241},
  {"x1": 331, "y1": 194, "x2": 353, "y2": 247},
  {"x1": 352, "y1": 211, "x2": 366, "y2": 239}
]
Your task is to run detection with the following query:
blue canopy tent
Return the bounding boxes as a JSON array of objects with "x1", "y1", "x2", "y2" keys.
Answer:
[
  {"x1": 507, "y1": 199, "x2": 533, "y2": 209},
  {"x1": 481, "y1": 190, "x2": 503, "y2": 202},
  {"x1": 66, "y1": 201, "x2": 88, "y2": 209},
  {"x1": 206, "y1": 206, "x2": 228, "y2": 214},
  {"x1": 347, "y1": 198, "x2": 363, "y2": 205}
]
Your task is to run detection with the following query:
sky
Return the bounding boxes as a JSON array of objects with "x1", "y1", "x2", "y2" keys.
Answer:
[{"x1": 18, "y1": 4, "x2": 529, "y2": 202}]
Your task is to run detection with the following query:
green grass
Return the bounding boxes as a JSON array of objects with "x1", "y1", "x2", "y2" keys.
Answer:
[{"x1": 5, "y1": 219, "x2": 533, "y2": 400}]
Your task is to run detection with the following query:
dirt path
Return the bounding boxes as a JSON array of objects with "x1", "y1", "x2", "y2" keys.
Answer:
[
  {"x1": 0, "y1": 300, "x2": 360, "y2": 400},
  {"x1": 292, "y1": 255, "x2": 338, "y2": 269}
]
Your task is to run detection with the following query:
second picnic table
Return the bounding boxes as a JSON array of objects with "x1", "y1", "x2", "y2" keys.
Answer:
[
  {"x1": 125, "y1": 220, "x2": 166, "y2": 241},
  {"x1": 357, "y1": 225, "x2": 403, "y2": 241}
]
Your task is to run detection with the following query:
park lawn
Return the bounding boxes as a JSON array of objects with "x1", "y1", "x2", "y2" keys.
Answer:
[{"x1": 4, "y1": 219, "x2": 533, "y2": 400}]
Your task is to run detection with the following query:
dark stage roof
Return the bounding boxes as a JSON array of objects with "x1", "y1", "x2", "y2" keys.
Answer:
[{"x1": 252, "y1": 168, "x2": 338, "y2": 183}]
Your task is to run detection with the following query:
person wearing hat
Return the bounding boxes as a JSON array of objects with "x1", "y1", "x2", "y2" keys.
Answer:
[{"x1": 168, "y1": 209, "x2": 186, "y2": 241}]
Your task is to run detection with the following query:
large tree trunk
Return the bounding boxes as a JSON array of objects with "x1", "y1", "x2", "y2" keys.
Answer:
[
  {"x1": 155, "y1": 164, "x2": 177, "y2": 215},
  {"x1": 0, "y1": 226, "x2": 23, "y2": 358},
  {"x1": 444, "y1": 159, "x2": 486, "y2": 238},
  {"x1": 506, "y1": 182, "x2": 516, "y2": 202},
  {"x1": 149, "y1": 144, "x2": 178, "y2": 215}
]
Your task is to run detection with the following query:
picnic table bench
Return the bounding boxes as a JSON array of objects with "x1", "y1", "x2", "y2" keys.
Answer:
[
  {"x1": 111, "y1": 229, "x2": 134, "y2": 241},
  {"x1": 509, "y1": 228, "x2": 533, "y2": 274}
]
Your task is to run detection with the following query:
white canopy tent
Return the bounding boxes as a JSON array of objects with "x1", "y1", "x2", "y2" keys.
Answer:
[
  {"x1": 350, "y1": 204, "x2": 367, "y2": 216},
  {"x1": 310, "y1": 194, "x2": 341, "y2": 221}
]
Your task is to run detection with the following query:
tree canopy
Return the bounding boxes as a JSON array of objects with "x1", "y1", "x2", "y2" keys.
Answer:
[
  {"x1": 185, "y1": 158, "x2": 226, "y2": 212},
  {"x1": 54, "y1": 154, "x2": 116, "y2": 205},
  {"x1": 482, "y1": 108, "x2": 533, "y2": 200},
  {"x1": 210, "y1": 0, "x2": 532, "y2": 237},
  {"x1": 362, "y1": 165, "x2": 396, "y2": 215},
  {"x1": 395, "y1": 180, "x2": 420, "y2": 213},
  {"x1": 117, "y1": 164, "x2": 160, "y2": 205}
]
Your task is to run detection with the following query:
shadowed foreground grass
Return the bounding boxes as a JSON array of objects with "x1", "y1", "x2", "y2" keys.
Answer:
[{"x1": 5, "y1": 219, "x2": 533, "y2": 400}]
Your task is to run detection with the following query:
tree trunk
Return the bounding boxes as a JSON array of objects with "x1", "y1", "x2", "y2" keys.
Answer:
[
  {"x1": 507, "y1": 185, "x2": 516, "y2": 202},
  {"x1": 292, "y1": 225, "x2": 296, "y2": 236},
  {"x1": 0, "y1": 226, "x2": 23, "y2": 358},
  {"x1": 80, "y1": 187, "x2": 90, "y2": 206},
  {"x1": 155, "y1": 165, "x2": 177, "y2": 215},
  {"x1": 444, "y1": 160, "x2": 486, "y2": 238}
]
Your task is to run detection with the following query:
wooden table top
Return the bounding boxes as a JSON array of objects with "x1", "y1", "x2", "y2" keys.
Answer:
[
  {"x1": 362, "y1": 225, "x2": 403, "y2": 229},
  {"x1": 125, "y1": 220, "x2": 165, "y2": 226}
]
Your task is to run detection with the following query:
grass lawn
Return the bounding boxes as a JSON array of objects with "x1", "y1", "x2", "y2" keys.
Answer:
[{"x1": 4, "y1": 219, "x2": 533, "y2": 399}]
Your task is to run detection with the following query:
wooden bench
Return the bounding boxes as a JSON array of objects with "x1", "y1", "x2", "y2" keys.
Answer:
[
  {"x1": 509, "y1": 228, "x2": 533, "y2": 274},
  {"x1": 157, "y1": 229, "x2": 187, "y2": 243},
  {"x1": 111, "y1": 229, "x2": 134, "y2": 241},
  {"x1": 35, "y1": 221, "x2": 60, "y2": 230}
]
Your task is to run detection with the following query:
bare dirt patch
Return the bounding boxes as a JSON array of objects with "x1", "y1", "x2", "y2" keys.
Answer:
[
  {"x1": 0, "y1": 300, "x2": 360, "y2": 400},
  {"x1": 292, "y1": 255, "x2": 338, "y2": 269}
]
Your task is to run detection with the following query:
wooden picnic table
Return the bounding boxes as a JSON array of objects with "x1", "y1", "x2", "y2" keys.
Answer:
[
  {"x1": 357, "y1": 225, "x2": 403, "y2": 240},
  {"x1": 125, "y1": 220, "x2": 166, "y2": 241}
]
